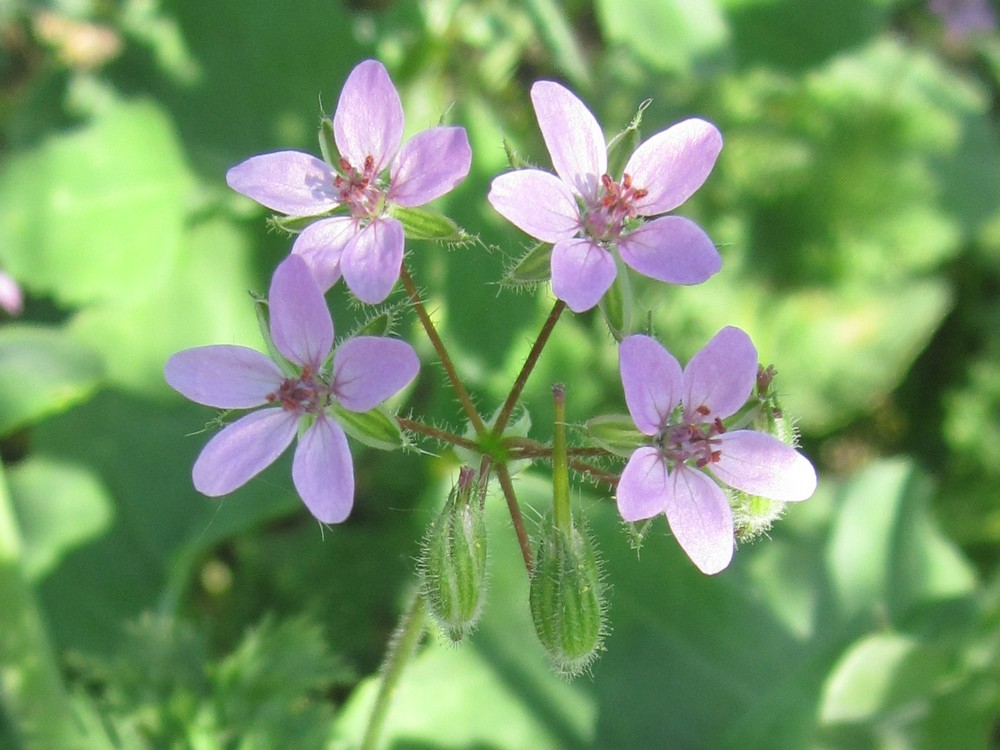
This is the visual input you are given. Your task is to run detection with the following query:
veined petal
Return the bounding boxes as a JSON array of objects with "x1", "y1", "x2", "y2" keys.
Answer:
[
  {"x1": 389, "y1": 126, "x2": 472, "y2": 207},
  {"x1": 665, "y1": 466, "x2": 734, "y2": 575},
  {"x1": 624, "y1": 118, "x2": 723, "y2": 216},
  {"x1": 683, "y1": 326, "x2": 757, "y2": 421},
  {"x1": 619, "y1": 335, "x2": 682, "y2": 435},
  {"x1": 292, "y1": 216, "x2": 356, "y2": 292},
  {"x1": 192, "y1": 408, "x2": 298, "y2": 496},
  {"x1": 530, "y1": 81, "x2": 606, "y2": 201},
  {"x1": 618, "y1": 216, "x2": 721, "y2": 286},
  {"x1": 226, "y1": 151, "x2": 338, "y2": 216},
  {"x1": 714, "y1": 431, "x2": 817, "y2": 502},
  {"x1": 293, "y1": 415, "x2": 355, "y2": 523},
  {"x1": 617, "y1": 447, "x2": 670, "y2": 521},
  {"x1": 341, "y1": 218, "x2": 404, "y2": 304},
  {"x1": 165, "y1": 345, "x2": 282, "y2": 408},
  {"x1": 333, "y1": 336, "x2": 419, "y2": 412},
  {"x1": 488, "y1": 170, "x2": 580, "y2": 243},
  {"x1": 550, "y1": 238, "x2": 616, "y2": 313},
  {"x1": 269, "y1": 255, "x2": 334, "y2": 370},
  {"x1": 334, "y1": 59, "x2": 404, "y2": 174}
]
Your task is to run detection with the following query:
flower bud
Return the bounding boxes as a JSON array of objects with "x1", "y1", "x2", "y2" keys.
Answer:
[
  {"x1": 418, "y1": 467, "x2": 488, "y2": 642},
  {"x1": 529, "y1": 519, "x2": 606, "y2": 677}
]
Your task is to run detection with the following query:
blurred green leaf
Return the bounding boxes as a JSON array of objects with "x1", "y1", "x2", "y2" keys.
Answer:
[
  {"x1": 7, "y1": 456, "x2": 113, "y2": 581},
  {"x1": 0, "y1": 98, "x2": 192, "y2": 306},
  {"x1": 596, "y1": 0, "x2": 729, "y2": 73},
  {"x1": 0, "y1": 324, "x2": 103, "y2": 436}
]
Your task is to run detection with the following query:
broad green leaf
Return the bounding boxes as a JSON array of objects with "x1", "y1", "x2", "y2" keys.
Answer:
[
  {"x1": 596, "y1": 0, "x2": 729, "y2": 73},
  {"x1": 0, "y1": 324, "x2": 103, "y2": 435},
  {"x1": 0, "y1": 98, "x2": 192, "y2": 306}
]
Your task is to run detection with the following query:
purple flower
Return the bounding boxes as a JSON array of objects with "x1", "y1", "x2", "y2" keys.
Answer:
[
  {"x1": 930, "y1": 0, "x2": 997, "y2": 41},
  {"x1": 0, "y1": 270, "x2": 23, "y2": 316},
  {"x1": 226, "y1": 59, "x2": 472, "y2": 304},
  {"x1": 164, "y1": 255, "x2": 420, "y2": 523},
  {"x1": 488, "y1": 81, "x2": 723, "y2": 313},
  {"x1": 616, "y1": 328, "x2": 816, "y2": 574}
]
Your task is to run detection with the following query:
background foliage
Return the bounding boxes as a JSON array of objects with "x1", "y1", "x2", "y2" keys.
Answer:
[{"x1": 2, "y1": 0, "x2": 1000, "y2": 748}]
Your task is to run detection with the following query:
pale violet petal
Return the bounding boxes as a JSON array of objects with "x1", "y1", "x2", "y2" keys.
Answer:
[
  {"x1": 665, "y1": 466, "x2": 734, "y2": 575},
  {"x1": 291, "y1": 217, "x2": 356, "y2": 292},
  {"x1": 488, "y1": 170, "x2": 581, "y2": 243},
  {"x1": 192, "y1": 408, "x2": 298, "y2": 496},
  {"x1": 617, "y1": 216, "x2": 721, "y2": 285},
  {"x1": 624, "y1": 118, "x2": 723, "y2": 215},
  {"x1": 293, "y1": 415, "x2": 355, "y2": 523},
  {"x1": 389, "y1": 126, "x2": 472, "y2": 207},
  {"x1": 0, "y1": 271, "x2": 23, "y2": 315},
  {"x1": 333, "y1": 336, "x2": 419, "y2": 412},
  {"x1": 530, "y1": 81, "x2": 606, "y2": 201},
  {"x1": 550, "y1": 238, "x2": 616, "y2": 313},
  {"x1": 683, "y1": 326, "x2": 757, "y2": 421},
  {"x1": 714, "y1": 431, "x2": 818, "y2": 502},
  {"x1": 341, "y1": 218, "x2": 404, "y2": 304},
  {"x1": 616, "y1": 447, "x2": 670, "y2": 522},
  {"x1": 619, "y1": 335, "x2": 682, "y2": 435},
  {"x1": 165, "y1": 345, "x2": 282, "y2": 408},
  {"x1": 226, "y1": 151, "x2": 338, "y2": 216},
  {"x1": 334, "y1": 59, "x2": 404, "y2": 174},
  {"x1": 268, "y1": 255, "x2": 334, "y2": 369}
]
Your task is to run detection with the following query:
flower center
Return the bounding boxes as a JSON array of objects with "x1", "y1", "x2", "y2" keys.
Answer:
[
  {"x1": 660, "y1": 414, "x2": 726, "y2": 469},
  {"x1": 334, "y1": 154, "x2": 386, "y2": 221},
  {"x1": 266, "y1": 365, "x2": 330, "y2": 415},
  {"x1": 582, "y1": 173, "x2": 648, "y2": 243}
]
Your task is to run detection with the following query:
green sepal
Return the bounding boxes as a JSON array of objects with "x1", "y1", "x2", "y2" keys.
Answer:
[
  {"x1": 585, "y1": 414, "x2": 646, "y2": 458},
  {"x1": 252, "y1": 294, "x2": 297, "y2": 378},
  {"x1": 505, "y1": 242, "x2": 552, "y2": 285},
  {"x1": 598, "y1": 257, "x2": 633, "y2": 341},
  {"x1": 529, "y1": 517, "x2": 606, "y2": 678},
  {"x1": 318, "y1": 116, "x2": 337, "y2": 168},
  {"x1": 606, "y1": 98, "x2": 651, "y2": 178},
  {"x1": 455, "y1": 405, "x2": 533, "y2": 475},
  {"x1": 389, "y1": 205, "x2": 469, "y2": 243},
  {"x1": 329, "y1": 404, "x2": 404, "y2": 451},
  {"x1": 268, "y1": 213, "x2": 333, "y2": 234},
  {"x1": 355, "y1": 310, "x2": 393, "y2": 337},
  {"x1": 502, "y1": 136, "x2": 532, "y2": 169}
]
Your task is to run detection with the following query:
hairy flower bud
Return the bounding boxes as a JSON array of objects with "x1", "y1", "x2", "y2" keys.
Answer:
[
  {"x1": 418, "y1": 467, "x2": 488, "y2": 642},
  {"x1": 529, "y1": 519, "x2": 606, "y2": 677}
]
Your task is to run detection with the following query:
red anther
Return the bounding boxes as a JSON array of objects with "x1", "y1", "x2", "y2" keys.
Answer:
[
  {"x1": 696, "y1": 404, "x2": 711, "y2": 416},
  {"x1": 622, "y1": 173, "x2": 632, "y2": 189},
  {"x1": 339, "y1": 157, "x2": 352, "y2": 173},
  {"x1": 363, "y1": 154, "x2": 375, "y2": 173},
  {"x1": 713, "y1": 417, "x2": 726, "y2": 433},
  {"x1": 632, "y1": 188, "x2": 648, "y2": 200},
  {"x1": 710, "y1": 450, "x2": 721, "y2": 463}
]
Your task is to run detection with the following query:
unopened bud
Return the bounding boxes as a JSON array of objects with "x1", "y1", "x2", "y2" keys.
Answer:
[
  {"x1": 529, "y1": 520, "x2": 606, "y2": 677},
  {"x1": 418, "y1": 467, "x2": 488, "y2": 642}
]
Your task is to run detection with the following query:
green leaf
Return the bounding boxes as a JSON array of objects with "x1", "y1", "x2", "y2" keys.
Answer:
[
  {"x1": 595, "y1": 0, "x2": 729, "y2": 73},
  {"x1": 331, "y1": 405, "x2": 405, "y2": 451},
  {"x1": 0, "y1": 98, "x2": 192, "y2": 306},
  {"x1": 0, "y1": 324, "x2": 103, "y2": 435}
]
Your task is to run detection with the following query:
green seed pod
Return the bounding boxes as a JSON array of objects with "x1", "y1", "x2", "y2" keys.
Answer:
[
  {"x1": 529, "y1": 519, "x2": 606, "y2": 678},
  {"x1": 418, "y1": 467, "x2": 488, "y2": 643}
]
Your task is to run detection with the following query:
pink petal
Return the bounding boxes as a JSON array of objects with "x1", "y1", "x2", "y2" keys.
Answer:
[
  {"x1": 530, "y1": 81, "x2": 606, "y2": 201},
  {"x1": 226, "y1": 151, "x2": 338, "y2": 216},
  {"x1": 617, "y1": 216, "x2": 721, "y2": 285},
  {"x1": 616, "y1": 447, "x2": 670, "y2": 521},
  {"x1": 0, "y1": 271, "x2": 23, "y2": 315},
  {"x1": 714, "y1": 431, "x2": 817, "y2": 502},
  {"x1": 165, "y1": 345, "x2": 282, "y2": 408},
  {"x1": 291, "y1": 216, "x2": 356, "y2": 292},
  {"x1": 619, "y1": 335, "x2": 682, "y2": 436},
  {"x1": 334, "y1": 59, "x2": 404, "y2": 174},
  {"x1": 333, "y1": 336, "x2": 419, "y2": 412},
  {"x1": 683, "y1": 326, "x2": 757, "y2": 422},
  {"x1": 341, "y1": 218, "x2": 404, "y2": 304},
  {"x1": 487, "y1": 170, "x2": 581, "y2": 243},
  {"x1": 389, "y1": 126, "x2": 472, "y2": 207},
  {"x1": 550, "y1": 238, "x2": 616, "y2": 313},
  {"x1": 624, "y1": 118, "x2": 723, "y2": 216},
  {"x1": 192, "y1": 408, "x2": 298, "y2": 496},
  {"x1": 664, "y1": 466, "x2": 734, "y2": 575},
  {"x1": 268, "y1": 255, "x2": 334, "y2": 370},
  {"x1": 293, "y1": 415, "x2": 355, "y2": 523}
]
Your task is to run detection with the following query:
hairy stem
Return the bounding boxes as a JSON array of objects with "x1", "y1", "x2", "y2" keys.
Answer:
[
  {"x1": 360, "y1": 591, "x2": 427, "y2": 750},
  {"x1": 492, "y1": 300, "x2": 566, "y2": 437},
  {"x1": 495, "y1": 463, "x2": 534, "y2": 574},
  {"x1": 551, "y1": 384, "x2": 571, "y2": 534},
  {"x1": 400, "y1": 264, "x2": 486, "y2": 436},
  {"x1": 396, "y1": 417, "x2": 480, "y2": 452}
]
